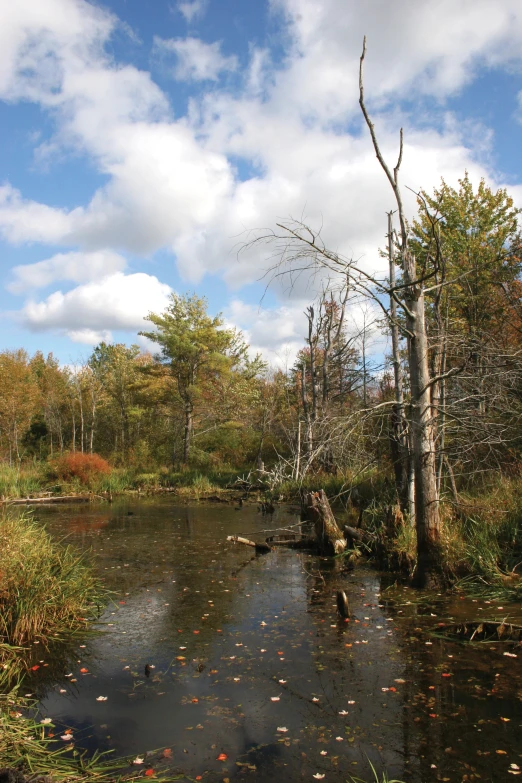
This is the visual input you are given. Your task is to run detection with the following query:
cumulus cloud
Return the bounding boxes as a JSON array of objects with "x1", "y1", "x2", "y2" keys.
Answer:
[
  {"x1": 154, "y1": 36, "x2": 238, "y2": 82},
  {"x1": 8, "y1": 250, "x2": 127, "y2": 293},
  {"x1": 2, "y1": 0, "x2": 522, "y2": 352},
  {"x1": 21, "y1": 272, "x2": 172, "y2": 343},
  {"x1": 177, "y1": 0, "x2": 207, "y2": 23}
]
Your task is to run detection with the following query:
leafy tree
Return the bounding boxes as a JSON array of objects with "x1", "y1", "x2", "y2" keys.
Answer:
[
  {"x1": 141, "y1": 293, "x2": 262, "y2": 464},
  {"x1": 0, "y1": 350, "x2": 39, "y2": 464}
]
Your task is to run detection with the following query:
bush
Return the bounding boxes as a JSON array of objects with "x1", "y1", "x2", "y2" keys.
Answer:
[{"x1": 53, "y1": 452, "x2": 112, "y2": 487}]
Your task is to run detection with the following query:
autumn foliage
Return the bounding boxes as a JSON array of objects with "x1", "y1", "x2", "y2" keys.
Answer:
[{"x1": 54, "y1": 452, "x2": 112, "y2": 486}]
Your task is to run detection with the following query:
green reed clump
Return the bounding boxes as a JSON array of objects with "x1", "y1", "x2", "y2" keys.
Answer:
[
  {"x1": 0, "y1": 691, "x2": 182, "y2": 783},
  {"x1": 0, "y1": 511, "x2": 106, "y2": 674}
]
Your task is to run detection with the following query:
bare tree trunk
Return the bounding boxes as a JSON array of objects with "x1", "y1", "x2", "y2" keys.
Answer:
[
  {"x1": 359, "y1": 37, "x2": 441, "y2": 586},
  {"x1": 387, "y1": 211, "x2": 410, "y2": 513},
  {"x1": 183, "y1": 400, "x2": 193, "y2": 463},
  {"x1": 306, "y1": 490, "x2": 346, "y2": 555}
]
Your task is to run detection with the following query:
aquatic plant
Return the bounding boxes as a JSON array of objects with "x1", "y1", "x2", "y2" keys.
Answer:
[
  {"x1": 0, "y1": 690, "x2": 182, "y2": 782},
  {"x1": 0, "y1": 510, "x2": 106, "y2": 680}
]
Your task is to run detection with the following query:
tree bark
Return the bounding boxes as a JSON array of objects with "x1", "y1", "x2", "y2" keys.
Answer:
[
  {"x1": 183, "y1": 400, "x2": 193, "y2": 463},
  {"x1": 306, "y1": 490, "x2": 346, "y2": 555}
]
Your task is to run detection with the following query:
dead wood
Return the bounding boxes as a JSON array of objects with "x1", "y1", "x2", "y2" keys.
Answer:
[
  {"x1": 306, "y1": 490, "x2": 346, "y2": 555},
  {"x1": 227, "y1": 535, "x2": 272, "y2": 554}
]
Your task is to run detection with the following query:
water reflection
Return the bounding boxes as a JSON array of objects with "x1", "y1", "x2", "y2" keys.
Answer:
[{"x1": 25, "y1": 499, "x2": 522, "y2": 782}]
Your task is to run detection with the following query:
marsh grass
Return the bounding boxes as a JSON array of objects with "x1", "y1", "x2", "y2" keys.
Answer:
[
  {"x1": 0, "y1": 463, "x2": 46, "y2": 499},
  {"x1": 0, "y1": 511, "x2": 106, "y2": 680},
  {"x1": 0, "y1": 691, "x2": 182, "y2": 782}
]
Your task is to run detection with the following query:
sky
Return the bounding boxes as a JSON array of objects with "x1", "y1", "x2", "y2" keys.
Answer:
[{"x1": 1, "y1": 0, "x2": 522, "y2": 368}]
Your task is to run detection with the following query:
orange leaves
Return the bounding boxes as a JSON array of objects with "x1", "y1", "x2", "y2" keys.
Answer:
[
  {"x1": 144, "y1": 770, "x2": 154, "y2": 777},
  {"x1": 80, "y1": 667, "x2": 88, "y2": 674},
  {"x1": 217, "y1": 752, "x2": 228, "y2": 761}
]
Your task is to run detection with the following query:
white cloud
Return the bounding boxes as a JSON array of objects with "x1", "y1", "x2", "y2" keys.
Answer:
[
  {"x1": 21, "y1": 272, "x2": 172, "y2": 343},
  {"x1": 2, "y1": 0, "x2": 522, "y2": 354},
  {"x1": 8, "y1": 250, "x2": 127, "y2": 293},
  {"x1": 153, "y1": 36, "x2": 238, "y2": 82},
  {"x1": 177, "y1": 0, "x2": 207, "y2": 23}
]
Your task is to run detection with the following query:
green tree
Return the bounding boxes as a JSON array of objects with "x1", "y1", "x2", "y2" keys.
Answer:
[{"x1": 141, "y1": 293, "x2": 260, "y2": 464}]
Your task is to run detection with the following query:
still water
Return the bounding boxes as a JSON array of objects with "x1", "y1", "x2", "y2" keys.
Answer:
[{"x1": 28, "y1": 499, "x2": 522, "y2": 782}]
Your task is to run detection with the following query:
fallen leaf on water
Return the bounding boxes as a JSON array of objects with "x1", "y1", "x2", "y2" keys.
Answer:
[
  {"x1": 191, "y1": 698, "x2": 199, "y2": 703},
  {"x1": 59, "y1": 689, "x2": 67, "y2": 694},
  {"x1": 233, "y1": 678, "x2": 240, "y2": 682},
  {"x1": 395, "y1": 679, "x2": 406, "y2": 684},
  {"x1": 277, "y1": 727, "x2": 288, "y2": 733},
  {"x1": 320, "y1": 751, "x2": 328, "y2": 756},
  {"x1": 335, "y1": 736, "x2": 343, "y2": 741},
  {"x1": 31, "y1": 665, "x2": 40, "y2": 671},
  {"x1": 503, "y1": 652, "x2": 517, "y2": 658},
  {"x1": 96, "y1": 696, "x2": 108, "y2": 702},
  {"x1": 40, "y1": 718, "x2": 52, "y2": 724},
  {"x1": 217, "y1": 752, "x2": 228, "y2": 761},
  {"x1": 313, "y1": 775, "x2": 325, "y2": 780},
  {"x1": 80, "y1": 668, "x2": 88, "y2": 673},
  {"x1": 347, "y1": 700, "x2": 355, "y2": 705},
  {"x1": 133, "y1": 757, "x2": 144, "y2": 765},
  {"x1": 61, "y1": 734, "x2": 74, "y2": 741},
  {"x1": 312, "y1": 697, "x2": 319, "y2": 702},
  {"x1": 270, "y1": 696, "x2": 280, "y2": 702},
  {"x1": 501, "y1": 717, "x2": 511, "y2": 722},
  {"x1": 278, "y1": 679, "x2": 286, "y2": 684},
  {"x1": 496, "y1": 750, "x2": 507, "y2": 755},
  {"x1": 145, "y1": 770, "x2": 154, "y2": 777},
  {"x1": 339, "y1": 710, "x2": 348, "y2": 716},
  {"x1": 162, "y1": 749, "x2": 172, "y2": 758}
]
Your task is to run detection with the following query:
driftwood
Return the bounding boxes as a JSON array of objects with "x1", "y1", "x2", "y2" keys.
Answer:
[
  {"x1": 227, "y1": 535, "x2": 272, "y2": 554},
  {"x1": 434, "y1": 620, "x2": 522, "y2": 643},
  {"x1": 336, "y1": 590, "x2": 350, "y2": 618},
  {"x1": 343, "y1": 525, "x2": 377, "y2": 546},
  {"x1": 3, "y1": 495, "x2": 96, "y2": 505},
  {"x1": 306, "y1": 490, "x2": 346, "y2": 555}
]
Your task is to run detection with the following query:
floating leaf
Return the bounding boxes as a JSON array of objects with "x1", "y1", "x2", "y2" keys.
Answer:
[
  {"x1": 270, "y1": 696, "x2": 280, "y2": 702},
  {"x1": 133, "y1": 757, "x2": 144, "y2": 765},
  {"x1": 277, "y1": 727, "x2": 288, "y2": 732},
  {"x1": 145, "y1": 770, "x2": 154, "y2": 777},
  {"x1": 313, "y1": 775, "x2": 325, "y2": 780},
  {"x1": 96, "y1": 696, "x2": 108, "y2": 702},
  {"x1": 40, "y1": 718, "x2": 52, "y2": 724},
  {"x1": 217, "y1": 752, "x2": 228, "y2": 761}
]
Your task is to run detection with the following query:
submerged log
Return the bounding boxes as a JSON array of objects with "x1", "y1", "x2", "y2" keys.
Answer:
[
  {"x1": 227, "y1": 535, "x2": 272, "y2": 554},
  {"x1": 306, "y1": 490, "x2": 346, "y2": 556},
  {"x1": 336, "y1": 590, "x2": 350, "y2": 618},
  {"x1": 4, "y1": 494, "x2": 96, "y2": 505}
]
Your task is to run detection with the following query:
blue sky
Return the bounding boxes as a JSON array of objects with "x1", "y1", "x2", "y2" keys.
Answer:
[{"x1": 1, "y1": 0, "x2": 522, "y2": 366}]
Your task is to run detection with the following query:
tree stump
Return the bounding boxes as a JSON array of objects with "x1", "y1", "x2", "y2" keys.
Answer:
[{"x1": 306, "y1": 490, "x2": 346, "y2": 556}]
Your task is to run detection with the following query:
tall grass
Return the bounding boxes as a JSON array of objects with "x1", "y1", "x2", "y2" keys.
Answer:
[
  {"x1": 0, "y1": 690, "x2": 181, "y2": 782},
  {"x1": 0, "y1": 511, "x2": 106, "y2": 679},
  {"x1": 0, "y1": 463, "x2": 46, "y2": 499}
]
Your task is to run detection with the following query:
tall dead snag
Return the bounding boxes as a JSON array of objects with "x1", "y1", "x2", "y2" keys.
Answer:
[
  {"x1": 306, "y1": 490, "x2": 346, "y2": 555},
  {"x1": 359, "y1": 37, "x2": 441, "y2": 585}
]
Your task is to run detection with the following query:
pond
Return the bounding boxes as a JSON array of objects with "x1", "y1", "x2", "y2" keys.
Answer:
[{"x1": 25, "y1": 499, "x2": 522, "y2": 783}]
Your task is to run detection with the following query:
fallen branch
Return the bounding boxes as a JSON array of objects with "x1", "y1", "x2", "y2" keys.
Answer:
[{"x1": 227, "y1": 535, "x2": 272, "y2": 554}]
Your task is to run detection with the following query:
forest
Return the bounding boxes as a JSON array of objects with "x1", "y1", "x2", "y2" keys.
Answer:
[{"x1": 1, "y1": 170, "x2": 522, "y2": 591}]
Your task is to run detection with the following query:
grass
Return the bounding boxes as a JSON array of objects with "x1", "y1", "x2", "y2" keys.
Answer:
[
  {"x1": 0, "y1": 463, "x2": 46, "y2": 499},
  {"x1": 0, "y1": 510, "x2": 106, "y2": 683},
  {"x1": 0, "y1": 690, "x2": 181, "y2": 783}
]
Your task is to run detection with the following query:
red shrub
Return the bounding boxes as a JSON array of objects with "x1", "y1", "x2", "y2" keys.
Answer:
[{"x1": 54, "y1": 452, "x2": 112, "y2": 486}]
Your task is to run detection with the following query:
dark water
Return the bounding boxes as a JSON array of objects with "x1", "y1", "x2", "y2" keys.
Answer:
[{"x1": 27, "y1": 499, "x2": 522, "y2": 782}]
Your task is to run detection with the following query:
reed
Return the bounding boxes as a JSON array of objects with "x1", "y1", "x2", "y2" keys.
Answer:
[{"x1": 0, "y1": 510, "x2": 106, "y2": 677}]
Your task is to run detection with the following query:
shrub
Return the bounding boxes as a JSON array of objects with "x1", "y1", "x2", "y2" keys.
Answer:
[{"x1": 53, "y1": 452, "x2": 112, "y2": 487}]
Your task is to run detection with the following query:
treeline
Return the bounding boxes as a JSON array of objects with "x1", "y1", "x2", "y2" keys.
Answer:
[
  {"x1": 2, "y1": 172, "x2": 522, "y2": 586},
  {"x1": 0, "y1": 291, "x2": 371, "y2": 472}
]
